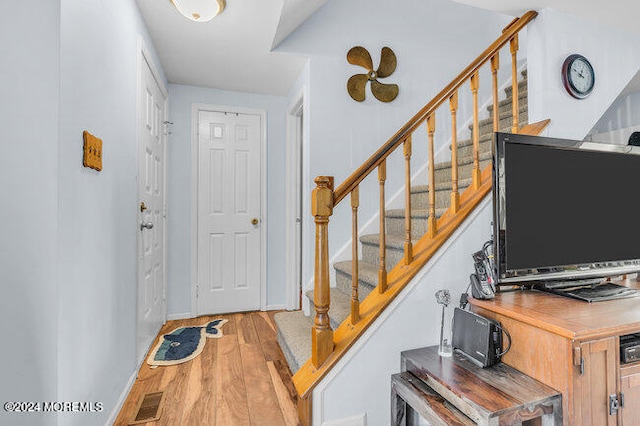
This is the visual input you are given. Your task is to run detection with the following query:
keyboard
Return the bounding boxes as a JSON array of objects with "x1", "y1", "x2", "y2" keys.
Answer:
[{"x1": 540, "y1": 282, "x2": 639, "y2": 303}]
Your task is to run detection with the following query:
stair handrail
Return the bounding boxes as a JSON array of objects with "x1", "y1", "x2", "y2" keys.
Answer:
[
  {"x1": 333, "y1": 10, "x2": 537, "y2": 205},
  {"x1": 308, "y1": 10, "x2": 538, "y2": 375}
]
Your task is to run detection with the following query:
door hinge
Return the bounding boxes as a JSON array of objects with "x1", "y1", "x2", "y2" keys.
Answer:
[
  {"x1": 620, "y1": 391, "x2": 625, "y2": 408},
  {"x1": 196, "y1": 285, "x2": 199, "y2": 298},
  {"x1": 573, "y1": 347, "x2": 584, "y2": 375},
  {"x1": 610, "y1": 394, "x2": 620, "y2": 416}
]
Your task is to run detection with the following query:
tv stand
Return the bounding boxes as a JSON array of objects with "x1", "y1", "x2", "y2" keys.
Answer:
[{"x1": 470, "y1": 278, "x2": 640, "y2": 425}]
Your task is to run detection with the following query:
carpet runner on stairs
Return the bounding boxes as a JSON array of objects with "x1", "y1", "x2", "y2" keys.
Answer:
[{"x1": 275, "y1": 73, "x2": 529, "y2": 375}]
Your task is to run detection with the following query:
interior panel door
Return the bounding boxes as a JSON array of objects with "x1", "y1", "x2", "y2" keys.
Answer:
[{"x1": 197, "y1": 110, "x2": 262, "y2": 314}]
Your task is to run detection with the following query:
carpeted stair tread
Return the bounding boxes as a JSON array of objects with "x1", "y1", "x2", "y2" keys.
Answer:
[
  {"x1": 410, "y1": 176, "x2": 473, "y2": 194},
  {"x1": 487, "y1": 102, "x2": 528, "y2": 116},
  {"x1": 305, "y1": 288, "x2": 354, "y2": 330},
  {"x1": 453, "y1": 131, "x2": 501, "y2": 150},
  {"x1": 359, "y1": 233, "x2": 411, "y2": 271},
  {"x1": 334, "y1": 260, "x2": 379, "y2": 288},
  {"x1": 504, "y1": 80, "x2": 528, "y2": 96},
  {"x1": 334, "y1": 259, "x2": 378, "y2": 298},
  {"x1": 490, "y1": 90, "x2": 527, "y2": 112},
  {"x1": 434, "y1": 150, "x2": 493, "y2": 171},
  {"x1": 274, "y1": 310, "x2": 312, "y2": 374},
  {"x1": 386, "y1": 207, "x2": 448, "y2": 219},
  {"x1": 360, "y1": 232, "x2": 408, "y2": 249},
  {"x1": 468, "y1": 111, "x2": 529, "y2": 133}
]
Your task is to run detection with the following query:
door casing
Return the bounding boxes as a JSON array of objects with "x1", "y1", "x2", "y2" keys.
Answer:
[{"x1": 285, "y1": 91, "x2": 305, "y2": 310}]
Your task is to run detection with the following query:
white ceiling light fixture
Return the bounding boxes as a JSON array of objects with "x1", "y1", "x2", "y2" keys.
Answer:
[{"x1": 170, "y1": 0, "x2": 225, "y2": 22}]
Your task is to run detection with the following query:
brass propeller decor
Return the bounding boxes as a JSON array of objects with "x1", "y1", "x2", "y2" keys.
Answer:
[{"x1": 347, "y1": 46, "x2": 399, "y2": 103}]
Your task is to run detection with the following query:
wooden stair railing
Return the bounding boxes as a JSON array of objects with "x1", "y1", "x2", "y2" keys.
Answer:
[{"x1": 297, "y1": 10, "x2": 545, "y2": 424}]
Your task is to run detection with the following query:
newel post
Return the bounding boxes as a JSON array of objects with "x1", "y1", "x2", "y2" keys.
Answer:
[{"x1": 311, "y1": 176, "x2": 334, "y2": 368}]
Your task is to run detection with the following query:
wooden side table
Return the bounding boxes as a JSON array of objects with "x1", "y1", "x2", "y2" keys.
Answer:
[{"x1": 392, "y1": 346, "x2": 563, "y2": 425}]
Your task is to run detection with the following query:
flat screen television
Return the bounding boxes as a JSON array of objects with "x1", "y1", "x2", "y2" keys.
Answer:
[{"x1": 493, "y1": 132, "x2": 640, "y2": 285}]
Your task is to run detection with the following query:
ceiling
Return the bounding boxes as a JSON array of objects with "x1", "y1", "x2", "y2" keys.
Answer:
[
  {"x1": 451, "y1": 0, "x2": 640, "y2": 32},
  {"x1": 136, "y1": 0, "x2": 640, "y2": 97},
  {"x1": 135, "y1": 0, "x2": 325, "y2": 96}
]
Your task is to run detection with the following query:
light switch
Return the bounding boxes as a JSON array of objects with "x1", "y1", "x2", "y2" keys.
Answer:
[{"x1": 83, "y1": 130, "x2": 103, "y2": 171}]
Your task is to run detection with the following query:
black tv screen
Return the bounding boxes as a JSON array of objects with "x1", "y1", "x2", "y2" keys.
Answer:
[{"x1": 493, "y1": 133, "x2": 640, "y2": 284}]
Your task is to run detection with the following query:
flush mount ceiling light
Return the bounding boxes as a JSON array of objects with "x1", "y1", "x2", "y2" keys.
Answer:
[{"x1": 170, "y1": 0, "x2": 225, "y2": 22}]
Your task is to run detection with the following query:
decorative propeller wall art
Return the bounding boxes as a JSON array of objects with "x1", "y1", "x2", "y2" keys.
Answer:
[{"x1": 347, "y1": 46, "x2": 399, "y2": 103}]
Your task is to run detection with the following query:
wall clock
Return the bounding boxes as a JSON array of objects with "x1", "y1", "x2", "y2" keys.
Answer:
[{"x1": 561, "y1": 54, "x2": 595, "y2": 99}]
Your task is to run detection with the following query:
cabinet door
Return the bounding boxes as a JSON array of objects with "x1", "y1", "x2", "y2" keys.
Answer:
[
  {"x1": 620, "y1": 365, "x2": 640, "y2": 425},
  {"x1": 574, "y1": 337, "x2": 618, "y2": 426}
]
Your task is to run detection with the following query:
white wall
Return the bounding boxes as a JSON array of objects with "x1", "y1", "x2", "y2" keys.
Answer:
[
  {"x1": 275, "y1": 0, "x2": 511, "y2": 289},
  {"x1": 314, "y1": 199, "x2": 493, "y2": 425},
  {"x1": 527, "y1": 8, "x2": 640, "y2": 141},
  {"x1": 587, "y1": 88, "x2": 640, "y2": 144},
  {"x1": 166, "y1": 84, "x2": 289, "y2": 316},
  {"x1": 0, "y1": 2, "x2": 60, "y2": 425},
  {"x1": 56, "y1": 0, "x2": 165, "y2": 424}
]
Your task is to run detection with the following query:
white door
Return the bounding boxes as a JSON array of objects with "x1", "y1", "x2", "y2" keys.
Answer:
[
  {"x1": 197, "y1": 110, "x2": 262, "y2": 314},
  {"x1": 137, "y1": 54, "x2": 166, "y2": 364}
]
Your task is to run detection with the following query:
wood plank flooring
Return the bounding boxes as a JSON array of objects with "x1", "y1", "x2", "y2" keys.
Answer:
[{"x1": 114, "y1": 311, "x2": 299, "y2": 426}]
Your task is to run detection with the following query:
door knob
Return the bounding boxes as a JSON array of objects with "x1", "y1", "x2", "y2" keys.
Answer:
[
  {"x1": 251, "y1": 218, "x2": 259, "y2": 225},
  {"x1": 140, "y1": 221, "x2": 154, "y2": 231}
]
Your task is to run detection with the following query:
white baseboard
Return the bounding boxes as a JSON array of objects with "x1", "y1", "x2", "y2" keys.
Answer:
[
  {"x1": 169, "y1": 306, "x2": 287, "y2": 320},
  {"x1": 105, "y1": 369, "x2": 137, "y2": 426},
  {"x1": 167, "y1": 312, "x2": 193, "y2": 321},
  {"x1": 266, "y1": 304, "x2": 287, "y2": 311},
  {"x1": 322, "y1": 413, "x2": 367, "y2": 426}
]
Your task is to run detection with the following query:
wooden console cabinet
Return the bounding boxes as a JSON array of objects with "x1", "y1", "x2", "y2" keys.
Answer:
[{"x1": 470, "y1": 280, "x2": 640, "y2": 425}]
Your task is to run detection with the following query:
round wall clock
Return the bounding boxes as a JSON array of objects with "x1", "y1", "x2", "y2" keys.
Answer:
[{"x1": 561, "y1": 54, "x2": 595, "y2": 99}]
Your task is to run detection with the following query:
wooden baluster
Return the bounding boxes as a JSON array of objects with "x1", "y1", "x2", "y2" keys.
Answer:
[
  {"x1": 403, "y1": 136, "x2": 413, "y2": 264},
  {"x1": 510, "y1": 34, "x2": 519, "y2": 134},
  {"x1": 311, "y1": 176, "x2": 334, "y2": 368},
  {"x1": 471, "y1": 72, "x2": 481, "y2": 189},
  {"x1": 449, "y1": 92, "x2": 460, "y2": 214},
  {"x1": 378, "y1": 160, "x2": 388, "y2": 293},
  {"x1": 427, "y1": 114, "x2": 437, "y2": 239},
  {"x1": 491, "y1": 54, "x2": 500, "y2": 133},
  {"x1": 350, "y1": 186, "x2": 360, "y2": 324}
]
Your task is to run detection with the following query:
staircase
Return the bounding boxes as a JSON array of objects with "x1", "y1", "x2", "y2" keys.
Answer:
[
  {"x1": 275, "y1": 74, "x2": 530, "y2": 373},
  {"x1": 270, "y1": 11, "x2": 550, "y2": 425}
]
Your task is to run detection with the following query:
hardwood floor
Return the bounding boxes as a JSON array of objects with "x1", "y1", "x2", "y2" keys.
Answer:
[{"x1": 114, "y1": 311, "x2": 299, "y2": 426}]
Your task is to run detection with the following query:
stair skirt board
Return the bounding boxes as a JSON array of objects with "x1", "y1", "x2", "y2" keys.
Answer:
[{"x1": 275, "y1": 73, "x2": 529, "y2": 376}]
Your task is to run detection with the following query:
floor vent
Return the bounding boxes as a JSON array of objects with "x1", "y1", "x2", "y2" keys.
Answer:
[{"x1": 130, "y1": 391, "x2": 165, "y2": 424}]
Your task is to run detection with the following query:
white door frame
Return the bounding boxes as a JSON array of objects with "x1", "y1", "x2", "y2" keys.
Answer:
[
  {"x1": 191, "y1": 103, "x2": 267, "y2": 316},
  {"x1": 285, "y1": 91, "x2": 305, "y2": 310},
  {"x1": 136, "y1": 36, "x2": 168, "y2": 363}
]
